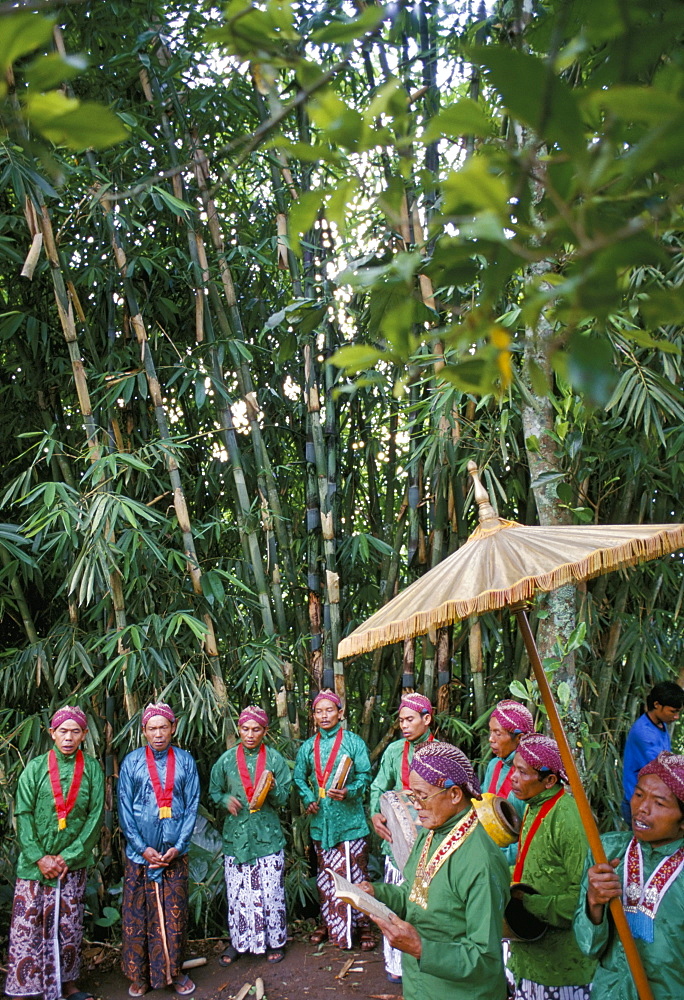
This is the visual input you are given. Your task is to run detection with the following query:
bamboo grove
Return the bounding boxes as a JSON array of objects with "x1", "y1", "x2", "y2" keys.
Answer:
[{"x1": 0, "y1": 0, "x2": 683, "y2": 935}]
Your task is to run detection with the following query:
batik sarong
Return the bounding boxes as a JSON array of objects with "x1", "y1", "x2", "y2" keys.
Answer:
[
  {"x1": 515, "y1": 980, "x2": 592, "y2": 1000},
  {"x1": 313, "y1": 837, "x2": 370, "y2": 948},
  {"x1": 223, "y1": 849, "x2": 287, "y2": 954},
  {"x1": 382, "y1": 856, "x2": 403, "y2": 977},
  {"x1": 121, "y1": 854, "x2": 189, "y2": 989},
  {"x1": 5, "y1": 870, "x2": 87, "y2": 1000}
]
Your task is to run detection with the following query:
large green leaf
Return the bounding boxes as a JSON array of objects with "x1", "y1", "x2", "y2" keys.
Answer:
[
  {"x1": 469, "y1": 45, "x2": 586, "y2": 158},
  {"x1": 25, "y1": 53, "x2": 88, "y2": 91},
  {"x1": 422, "y1": 99, "x2": 494, "y2": 143},
  {"x1": 0, "y1": 13, "x2": 54, "y2": 72},
  {"x1": 26, "y1": 93, "x2": 128, "y2": 149}
]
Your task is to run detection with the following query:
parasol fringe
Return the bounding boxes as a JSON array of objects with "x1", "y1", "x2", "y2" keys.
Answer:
[{"x1": 338, "y1": 525, "x2": 684, "y2": 659}]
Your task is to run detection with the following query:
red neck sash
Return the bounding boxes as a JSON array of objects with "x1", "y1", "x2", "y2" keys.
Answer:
[
  {"x1": 401, "y1": 731, "x2": 435, "y2": 789},
  {"x1": 236, "y1": 743, "x2": 266, "y2": 801},
  {"x1": 314, "y1": 728, "x2": 344, "y2": 798},
  {"x1": 512, "y1": 787, "x2": 564, "y2": 883},
  {"x1": 145, "y1": 744, "x2": 175, "y2": 818},
  {"x1": 488, "y1": 759, "x2": 514, "y2": 798},
  {"x1": 48, "y1": 749, "x2": 85, "y2": 830}
]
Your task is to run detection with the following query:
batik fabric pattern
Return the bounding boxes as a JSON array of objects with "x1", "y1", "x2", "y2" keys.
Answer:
[
  {"x1": 223, "y1": 850, "x2": 287, "y2": 954},
  {"x1": 382, "y1": 857, "x2": 404, "y2": 978},
  {"x1": 121, "y1": 854, "x2": 189, "y2": 989},
  {"x1": 515, "y1": 981, "x2": 591, "y2": 1000},
  {"x1": 5, "y1": 870, "x2": 87, "y2": 1000},
  {"x1": 313, "y1": 837, "x2": 371, "y2": 948}
]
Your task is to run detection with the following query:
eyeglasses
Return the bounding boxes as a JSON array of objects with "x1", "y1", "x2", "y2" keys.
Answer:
[{"x1": 407, "y1": 787, "x2": 449, "y2": 806}]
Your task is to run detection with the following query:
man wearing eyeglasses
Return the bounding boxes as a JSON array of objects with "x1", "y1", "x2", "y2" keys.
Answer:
[{"x1": 360, "y1": 741, "x2": 510, "y2": 1000}]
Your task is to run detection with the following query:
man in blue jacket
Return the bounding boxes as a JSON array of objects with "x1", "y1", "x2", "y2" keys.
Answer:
[
  {"x1": 118, "y1": 703, "x2": 200, "y2": 998},
  {"x1": 622, "y1": 681, "x2": 683, "y2": 822}
]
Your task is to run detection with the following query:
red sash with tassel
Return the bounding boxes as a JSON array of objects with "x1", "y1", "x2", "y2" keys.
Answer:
[
  {"x1": 145, "y1": 745, "x2": 175, "y2": 818},
  {"x1": 236, "y1": 743, "x2": 266, "y2": 801},
  {"x1": 314, "y1": 729, "x2": 344, "y2": 798},
  {"x1": 48, "y1": 749, "x2": 85, "y2": 830}
]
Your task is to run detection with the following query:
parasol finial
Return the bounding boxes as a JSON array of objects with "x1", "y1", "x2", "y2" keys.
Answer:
[{"x1": 467, "y1": 461, "x2": 499, "y2": 524}]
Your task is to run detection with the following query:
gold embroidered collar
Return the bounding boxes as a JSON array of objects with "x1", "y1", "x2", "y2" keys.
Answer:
[{"x1": 408, "y1": 807, "x2": 478, "y2": 909}]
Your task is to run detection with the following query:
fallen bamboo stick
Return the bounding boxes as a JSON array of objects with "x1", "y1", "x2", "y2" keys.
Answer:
[{"x1": 181, "y1": 957, "x2": 207, "y2": 970}]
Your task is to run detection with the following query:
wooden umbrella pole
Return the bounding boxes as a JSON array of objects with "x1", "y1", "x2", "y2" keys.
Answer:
[{"x1": 514, "y1": 607, "x2": 654, "y2": 1000}]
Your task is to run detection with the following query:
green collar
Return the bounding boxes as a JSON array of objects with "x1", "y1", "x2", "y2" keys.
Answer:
[{"x1": 318, "y1": 722, "x2": 342, "y2": 739}]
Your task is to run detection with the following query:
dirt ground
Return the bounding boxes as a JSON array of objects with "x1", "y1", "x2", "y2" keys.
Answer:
[{"x1": 86, "y1": 937, "x2": 404, "y2": 1000}]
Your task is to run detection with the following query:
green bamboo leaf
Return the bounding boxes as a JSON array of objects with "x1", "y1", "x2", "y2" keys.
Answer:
[
  {"x1": 422, "y1": 99, "x2": 494, "y2": 143},
  {"x1": 288, "y1": 189, "x2": 327, "y2": 257},
  {"x1": 151, "y1": 185, "x2": 195, "y2": 216},
  {"x1": 329, "y1": 344, "x2": 384, "y2": 373},
  {"x1": 311, "y1": 6, "x2": 385, "y2": 43}
]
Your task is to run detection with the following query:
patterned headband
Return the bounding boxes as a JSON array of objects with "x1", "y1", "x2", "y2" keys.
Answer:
[
  {"x1": 517, "y1": 733, "x2": 568, "y2": 783},
  {"x1": 410, "y1": 741, "x2": 482, "y2": 800},
  {"x1": 399, "y1": 693, "x2": 433, "y2": 716},
  {"x1": 50, "y1": 706, "x2": 87, "y2": 730},
  {"x1": 238, "y1": 706, "x2": 269, "y2": 728},
  {"x1": 141, "y1": 702, "x2": 176, "y2": 728},
  {"x1": 639, "y1": 751, "x2": 684, "y2": 804},
  {"x1": 491, "y1": 699, "x2": 534, "y2": 735},
  {"x1": 312, "y1": 689, "x2": 342, "y2": 710}
]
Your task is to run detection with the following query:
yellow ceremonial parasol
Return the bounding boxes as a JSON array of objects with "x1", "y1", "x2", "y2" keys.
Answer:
[{"x1": 338, "y1": 461, "x2": 684, "y2": 1000}]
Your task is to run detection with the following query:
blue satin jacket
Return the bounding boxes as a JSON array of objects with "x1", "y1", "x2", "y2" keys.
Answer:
[{"x1": 118, "y1": 744, "x2": 200, "y2": 881}]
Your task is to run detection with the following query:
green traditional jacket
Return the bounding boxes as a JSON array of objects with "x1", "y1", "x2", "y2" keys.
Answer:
[
  {"x1": 209, "y1": 743, "x2": 291, "y2": 864},
  {"x1": 369, "y1": 730, "x2": 432, "y2": 866},
  {"x1": 15, "y1": 746, "x2": 104, "y2": 885},
  {"x1": 293, "y1": 722, "x2": 371, "y2": 850},
  {"x1": 574, "y1": 831, "x2": 684, "y2": 1000},
  {"x1": 509, "y1": 785, "x2": 597, "y2": 987},
  {"x1": 481, "y1": 750, "x2": 527, "y2": 865},
  {"x1": 373, "y1": 807, "x2": 510, "y2": 1000}
]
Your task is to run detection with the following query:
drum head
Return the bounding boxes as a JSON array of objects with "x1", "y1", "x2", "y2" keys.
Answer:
[{"x1": 503, "y1": 883, "x2": 547, "y2": 942}]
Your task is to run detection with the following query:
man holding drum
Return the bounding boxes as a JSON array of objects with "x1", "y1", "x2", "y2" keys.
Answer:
[
  {"x1": 293, "y1": 690, "x2": 374, "y2": 950},
  {"x1": 209, "y1": 706, "x2": 291, "y2": 966},
  {"x1": 507, "y1": 733, "x2": 595, "y2": 1000},
  {"x1": 370, "y1": 692, "x2": 434, "y2": 983}
]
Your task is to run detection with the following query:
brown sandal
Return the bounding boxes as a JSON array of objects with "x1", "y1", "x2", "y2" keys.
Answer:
[{"x1": 309, "y1": 926, "x2": 328, "y2": 945}]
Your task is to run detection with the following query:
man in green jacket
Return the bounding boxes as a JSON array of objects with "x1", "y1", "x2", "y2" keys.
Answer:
[
  {"x1": 362, "y1": 741, "x2": 510, "y2": 1000},
  {"x1": 293, "y1": 690, "x2": 374, "y2": 950},
  {"x1": 574, "y1": 750, "x2": 684, "y2": 1000},
  {"x1": 369, "y1": 692, "x2": 433, "y2": 983},
  {"x1": 5, "y1": 706, "x2": 104, "y2": 1000},
  {"x1": 507, "y1": 733, "x2": 596, "y2": 1000},
  {"x1": 209, "y1": 706, "x2": 291, "y2": 966}
]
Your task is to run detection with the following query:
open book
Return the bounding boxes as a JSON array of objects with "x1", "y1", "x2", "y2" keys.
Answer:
[{"x1": 327, "y1": 868, "x2": 397, "y2": 923}]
